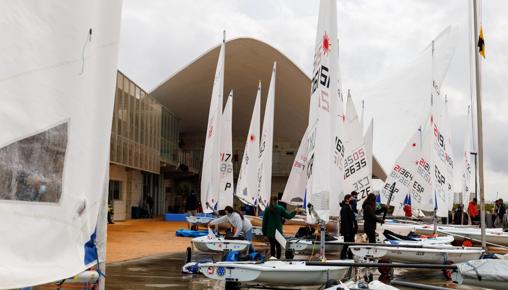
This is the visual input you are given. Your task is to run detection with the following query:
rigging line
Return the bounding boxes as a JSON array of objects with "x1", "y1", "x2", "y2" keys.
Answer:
[{"x1": 80, "y1": 28, "x2": 93, "y2": 75}]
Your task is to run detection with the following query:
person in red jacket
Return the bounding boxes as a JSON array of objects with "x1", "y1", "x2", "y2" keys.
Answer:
[{"x1": 468, "y1": 198, "x2": 480, "y2": 224}]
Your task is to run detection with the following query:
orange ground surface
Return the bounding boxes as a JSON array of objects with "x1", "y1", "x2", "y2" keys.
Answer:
[
  {"x1": 106, "y1": 218, "x2": 302, "y2": 263},
  {"x1": 106, "y1": 219, "x2": 193, "y2": 263}
]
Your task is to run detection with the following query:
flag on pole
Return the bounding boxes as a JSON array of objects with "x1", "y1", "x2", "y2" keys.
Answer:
[{"x1": 478, "y1": 25, "x2": 485, "y2": 58}]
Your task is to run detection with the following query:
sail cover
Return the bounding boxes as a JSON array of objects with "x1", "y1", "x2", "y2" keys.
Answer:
[
  {"x1": 236, "y1": 83, "x2": 261, "y2": 206},
  {"x1": 218, "y1": 91, "x2": 234, "y2": 209},
  {"x1": 257, "y1": 63, "x2": 276, "y2": 211},
  {"x1": 306, "y1": 0, "x2": 345, "y2": 222},
  {"x1": 201, "y1": 40, "x2": 225, "y2": 213},
  {"x1": 0, "y1": 0, "x2": 122, "y2": 288}
]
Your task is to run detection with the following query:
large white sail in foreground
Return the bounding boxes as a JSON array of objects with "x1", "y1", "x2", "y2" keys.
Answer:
[
  {"x1": 281, "y1": 127, "x2": 310, "y2": 206},
  {"x1": 236, "y1": 83, "x2": 261, "y2": 206},
  {"x1": 201, "y1": 39, "x2": 225, "y2": 213},
  {"x1": 218, "y1": 91, "x2": 234, "y2": 209},
  {"x1": 306, "y1": 0, "x2": 345, "y2": 222},
  {"x1": 258, "y1": 63, "x2": 276, "y2": 211},
  {"x1": 344, "y1": 92, "x2": 371, "y2": 204},
  {"x1": 0, "y1": 1, "x2": 122, "y2": 288}
]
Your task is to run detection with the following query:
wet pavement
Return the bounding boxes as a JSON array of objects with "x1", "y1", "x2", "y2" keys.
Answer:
[{"x1": 105, "y1": 251, "x2": 485, "y2": 290}]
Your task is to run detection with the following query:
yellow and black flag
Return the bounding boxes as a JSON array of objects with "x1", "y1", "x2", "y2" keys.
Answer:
[{"x1": 478, "y1": 25, "x2": 485, "y2": 58}]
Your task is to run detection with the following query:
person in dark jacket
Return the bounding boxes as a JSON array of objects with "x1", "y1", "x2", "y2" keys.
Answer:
[
  {"x1": 262, "y1": 196, "x2": 300, "y2": 258},
  {"x1": 350, "y1": 191, "x2": 359, "y2": 215},
  {"x1": 340, "y1": 194, "x2": 357, "y2": 259},
  {"x1": 362, "y1": 193, "x2": 386, "y2": 243},
  {"x1": 493, "y1": 199, "x2": 506, "y2": 228}
]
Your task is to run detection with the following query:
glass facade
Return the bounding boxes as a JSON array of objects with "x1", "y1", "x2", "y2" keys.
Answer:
[
  {"x1": 160, "y1": 106, "x2": 180, "y2": 165},
  {"x1": 110, "y1": 72, "x2": 161, "y2": 174}
]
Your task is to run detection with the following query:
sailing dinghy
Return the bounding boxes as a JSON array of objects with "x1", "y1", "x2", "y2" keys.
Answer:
[
  {"x1": 199, "y1": 260, "x2": 351, "y2": 286},
  {"x1": 415, "y1": 225, "x2": 508, "y2": 246},
  {"x1": 191, "y1": 229, "x2": 251, "y2": 253},
  {"x1": 350, "y1": 244, "x2": 483, "y2": 264}
]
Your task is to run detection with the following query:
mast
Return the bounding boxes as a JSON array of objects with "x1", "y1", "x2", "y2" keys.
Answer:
[{"x1": 472, "y1": 0, "x2": 487, "y2": 250}]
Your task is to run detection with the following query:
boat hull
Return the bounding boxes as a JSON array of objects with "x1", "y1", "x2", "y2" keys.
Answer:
[
  {"x1": 415, "y1": 225, "x2": 508, "y2": 246},
  {"x1": 288, "y1": 236, "x2": 344, "y2": 254},
  {"x1": 199, "y1": 260, "x2": 350, "y2": 285},
  {"x1": 350, "y1": 245, "x2": 484, "y2": 264},
  {"x1": 191, "y1": 236, "x2": 251, "y2": 253}
]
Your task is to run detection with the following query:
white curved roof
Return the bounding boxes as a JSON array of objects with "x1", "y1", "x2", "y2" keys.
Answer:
[{"x1": 151, "y1": 37, "x2": 386, "y2": 180}]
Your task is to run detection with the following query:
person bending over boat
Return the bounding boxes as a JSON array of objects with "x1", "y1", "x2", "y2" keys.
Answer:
[
  {"x1": 262, "y1": 196, "x2": 301, "y2": 259},
  {"x1": 209, "y1": 206, "x2": 254, "y2": 250},
  {"x1": 362, "y1": 193, "x2": 386, "y2": 243},
  {"x1": 340, "y1": 194, "x2": 357, "y2": 259}
]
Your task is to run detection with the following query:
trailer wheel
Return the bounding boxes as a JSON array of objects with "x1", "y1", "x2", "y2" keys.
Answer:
[
  {"x1": 442, "y1": 261, "x2": 454, "y2": 280},
  {"x1": 225, "y1": 281, "x2": 241, "y2": 290}
]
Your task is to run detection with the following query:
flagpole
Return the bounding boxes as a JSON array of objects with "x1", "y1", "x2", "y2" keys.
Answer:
[{"x1": 472, "y1": 0, "x2": 487, "y2": 250}]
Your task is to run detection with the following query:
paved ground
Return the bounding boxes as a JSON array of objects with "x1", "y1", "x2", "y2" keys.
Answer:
[
  {"x1": 106, "y1": 218, "x2": 303, "y2": 263},
  {"x1": 107, "y1": 219, "x2": 193, "y2": 263}
]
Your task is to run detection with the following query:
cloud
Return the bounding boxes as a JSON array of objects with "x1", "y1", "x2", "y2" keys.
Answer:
[{"x1": 119, "y1": 0, "x2": 508, "y2": 201}]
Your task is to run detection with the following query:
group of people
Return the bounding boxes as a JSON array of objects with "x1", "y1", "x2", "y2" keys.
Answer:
[
  {"x1": 208, "y1": 196, "x2": 300, "y2": 258},
  {"x1": 340, "y1": 192, "x2": 386, "y2": 259},
  {"x1": 453, "y1": 197, "x2": 506, "y2": 228},
  {"x1": 204, "y1": 192, "x2": 390, "y2": 259}
]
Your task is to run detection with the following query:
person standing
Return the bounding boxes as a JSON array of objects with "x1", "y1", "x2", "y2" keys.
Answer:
[
  {"x1": 262, "y1": 196, "x2": 300, "y2": 258},
  {"x1": 468, "y1": 198, "x2": 480, "y2": 224},
  {"x1": 185, "y1": 192, "x2": 198, "y2": 216},
  {"x1": 350, "y1": 191, "x2": 359, "y2": 215},
  {"x1": 362, "y1": 193, "x2": 386, "y2": 243},
  {"x1": 340, "y1": 194, "x2": 357, "y2": 259},
  {"x1": 494, "y1": 199, "x2": 506, "y2": 228}
]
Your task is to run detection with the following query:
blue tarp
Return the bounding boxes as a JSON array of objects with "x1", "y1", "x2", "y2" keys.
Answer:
[{"x1": 176, "y1": 229, "x2": 208, "y2": 237}]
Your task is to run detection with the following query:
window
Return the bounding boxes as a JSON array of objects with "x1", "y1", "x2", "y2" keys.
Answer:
[{"x1": 109, "y1": 180, "x2": 122, "y2": 201}]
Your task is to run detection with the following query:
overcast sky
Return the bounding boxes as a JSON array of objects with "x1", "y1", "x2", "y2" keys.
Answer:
[{"x1": 119, "y1": 0, "x2": 508, "y2": 201}]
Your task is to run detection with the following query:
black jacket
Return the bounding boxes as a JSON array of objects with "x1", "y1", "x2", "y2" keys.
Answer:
[
  {"x1": 362, "y1": 202, "x2": 384, "y2": 233},
  {"x1": 340, "y1": 202, "x2": 357, "y2": 237}
]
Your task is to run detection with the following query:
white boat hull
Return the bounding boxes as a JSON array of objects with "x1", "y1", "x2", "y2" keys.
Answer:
[
  {"x1": 191, "y1": 236, "x2": 251, "y2": 253},
  {"x1": 186, "y1": 216, "x2": 214, "y2": 225},
  {"x1": 383, "y1": 235, "x2": 455, "y2": 246},
  {"x1": 453, "y1": 259, "x2": 508, "y2": 290},
  {"x1": 415, "y1": 225, "x2": 508, "y2": 246},
  {"x1": 199, "y1": 260, "x2": 351, "y2": 285},
  {"x1": 288, "y1": 236, "x2": 344, "y2": 254},
  {"x1": 350, "y1": 245, "x2": 484, "y2": 264}
]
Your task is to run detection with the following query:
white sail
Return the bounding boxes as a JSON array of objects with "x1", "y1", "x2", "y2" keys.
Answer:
[
  {"x1": 380, "y1": 125, "x2": 432, "y2": 216},
  {"x1": 427, "y1": 87, "x2": 454, "y2": 217},
  {"x1": 462, "y1": 109, "x2": 473, "y2": 210},
  {"x1": 364, "y1": 119, "x2": 374, "y2": 188},
  {"x1": 258, "y1": 63, "x2": 276, "y2": 211},
  {"x1": 218, "y1": 91, "x2": 234, "y2": 209},
  {"x1": 0, "y1": 0, "x2": 122, "y2": 288},
  {"x1": 201, "y1": 39, "x2": 225, "y2": 213},
  {"x1": 306, "y1": 0, "x2": 344, "y2": 222},
  {"x1": 344, "y1": 92, "x2": 371, "y2": 204},
  {"x1": 281, "y1": 127, "x2": 310, "y2": 206},
  {"x1": 236, "y1": 83, "x2": 261, "y2": 206}
]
